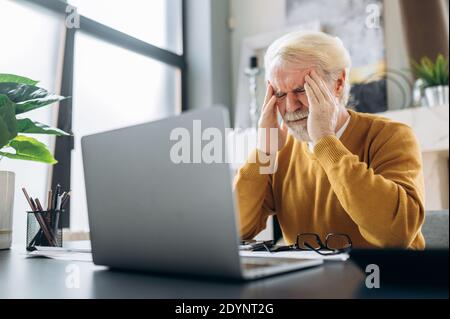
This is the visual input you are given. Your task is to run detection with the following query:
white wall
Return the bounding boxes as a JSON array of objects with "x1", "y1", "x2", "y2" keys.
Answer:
[
  {"x1": 383, "y1": 0, "x2": 413, "y2": 110},
  {"x1": 229, "y1": 0, "x2": 286, "y2": 124},
  {"x1": 186, "y1": 0, "x2": 232, "y2": 111}
]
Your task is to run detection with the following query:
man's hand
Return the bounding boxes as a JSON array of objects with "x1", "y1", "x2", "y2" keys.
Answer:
[
  {"x1": 304, "y1": 70, "x2": 339, "y2": 143},
  {"x1": 257, "y1": 83, "x2": 288, "y2": 155}
]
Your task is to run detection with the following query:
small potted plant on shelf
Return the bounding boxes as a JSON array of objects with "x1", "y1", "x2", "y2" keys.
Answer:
[
  {"x1": 412, "y1": 54, "x2": 449, "y2": 107},
  {"x1": 0, "y1": 73, "x2": 70, "y2": 249}
]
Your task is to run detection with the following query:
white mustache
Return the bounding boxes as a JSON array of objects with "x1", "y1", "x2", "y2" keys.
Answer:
[{"x1": 284, "y1": 110, "x2": 309, "y2": 122}]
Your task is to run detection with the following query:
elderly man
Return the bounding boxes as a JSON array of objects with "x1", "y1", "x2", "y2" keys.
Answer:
[{"x1": 234, "y1": 31, "x2": 425, "y2": 249}]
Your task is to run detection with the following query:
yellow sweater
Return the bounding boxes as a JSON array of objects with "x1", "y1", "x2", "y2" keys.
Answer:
[{"x1": 234, "y1": 110, "x2": 425, "y2": 249}]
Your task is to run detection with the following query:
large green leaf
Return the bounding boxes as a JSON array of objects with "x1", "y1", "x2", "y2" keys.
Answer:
[
  {"x1": 0, "y1": 74, "x2": 38, "y2": 86},
  {"x1": 0, "y1": 135, "x2": 57, "y2": 164},
  {"x1": 17, "y1": 118, "x2": 71, "y2": 136},
  {"x1": 0, "y1": 82, "x2": 65, "y2": 114},
  {"x1": 0, "y1": 94, "x2": 18, "y2": 149}
]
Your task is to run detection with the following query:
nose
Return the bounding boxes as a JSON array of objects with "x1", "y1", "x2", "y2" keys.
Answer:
[{"x1": 286, "y1": 92, "x2": 302, "y2": 113}]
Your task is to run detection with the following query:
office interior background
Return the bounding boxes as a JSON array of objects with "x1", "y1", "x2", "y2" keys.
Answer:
[{"x1": 0, "y1": 0, "x2": 448, "y2": 246}]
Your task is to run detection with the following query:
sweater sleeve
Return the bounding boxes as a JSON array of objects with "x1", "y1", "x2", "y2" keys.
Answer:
[
  {"x1": 233, "y1": 149, "x2": 276, "y2": 240},
  {"x1": 313, "y1": 124, "x2": 425, "y2": 249}
]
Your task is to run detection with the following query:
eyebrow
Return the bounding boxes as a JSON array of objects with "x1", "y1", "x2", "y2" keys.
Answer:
[{"x1": 275, "y1": 86, "x2": 305, "y2": 96}]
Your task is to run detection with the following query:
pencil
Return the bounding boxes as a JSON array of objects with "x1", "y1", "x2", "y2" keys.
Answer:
[
  {"x1": 35, "y1": 198, "x2": 44, "y2": 211},
  {"x1": 38, "y1": 198, "x2": 59, "y2": 246},
  {"x1": 21, "y1": 188, "x2": 36, "y2": 212},
  {"x1": 22, "y1": 188, "x2": 44, "y2": 247},
  {"x1": 47, "y1": 190, "x2": 52, "y2": 210},
  {"x1": 24, "y1": 191, "x2": 56, "y2": 246}
]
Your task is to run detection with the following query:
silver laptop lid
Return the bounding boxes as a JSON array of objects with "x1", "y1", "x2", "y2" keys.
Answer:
[{"x1": 81, "y1": 107, "x2": 242, "y2": 278}]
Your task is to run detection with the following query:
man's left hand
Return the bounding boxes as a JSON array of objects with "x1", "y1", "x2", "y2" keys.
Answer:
[{"x1": 304, "y1": 70, "x2": 339, "y2": 143}]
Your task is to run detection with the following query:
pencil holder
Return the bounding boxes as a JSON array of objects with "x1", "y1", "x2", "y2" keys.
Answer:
[{"x1": 26, "y1": 209, "x2": 64, "y2": 251}]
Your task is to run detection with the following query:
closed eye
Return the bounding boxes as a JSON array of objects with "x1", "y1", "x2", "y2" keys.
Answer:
[
  {"x1": 275, "y1": 92, "x2": 287, "y2": 99},
  {"x1": 294, "y1": 87, "x2": 306, "y2": 94}
]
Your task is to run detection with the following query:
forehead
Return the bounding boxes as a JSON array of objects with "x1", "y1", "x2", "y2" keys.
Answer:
[{"x1": 269, "y1": 65, "x2": 313, "y2": 92}]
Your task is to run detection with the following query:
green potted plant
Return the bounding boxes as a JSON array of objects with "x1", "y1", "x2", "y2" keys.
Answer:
[
  {"x1": 0, "y1": 73, "x2": 70, "y2": 249},
  {"x1": 412, "y1": 54, "x2": 449, "y2": 107}
]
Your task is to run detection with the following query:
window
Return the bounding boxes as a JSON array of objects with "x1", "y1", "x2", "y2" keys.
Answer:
[
  {"x1": 69, "y1": 0, "x2": 183, "y2": 54},
  {"x1": 71, "y1": 32, "x2": 181, "y2": 231},
  {"x1": 3, "y1": 0, "x2": 187, "y2": 232}
]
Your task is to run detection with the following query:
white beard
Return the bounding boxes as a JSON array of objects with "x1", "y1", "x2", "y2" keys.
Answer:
[
  {"x1": 287, "y1": 122, "x2": 311, "y2": 142},
  {"x1": 283, "y1": 109, "x2": 311, "y2": 142}
]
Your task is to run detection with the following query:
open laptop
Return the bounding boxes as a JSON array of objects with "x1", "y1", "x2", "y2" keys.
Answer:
[{"x1": 81, "y1": 106, "x2": 322, "y2": 280}]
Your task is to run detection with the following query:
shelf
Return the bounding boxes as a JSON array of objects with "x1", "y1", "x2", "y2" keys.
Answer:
[{"x1": 379, "y1": 105, "x2": 449, "y2": 154}]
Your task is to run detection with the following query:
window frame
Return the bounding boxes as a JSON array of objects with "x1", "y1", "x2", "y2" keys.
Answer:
[{"x1": 25, "y1": 0, "x2": 188, "y2": 227}]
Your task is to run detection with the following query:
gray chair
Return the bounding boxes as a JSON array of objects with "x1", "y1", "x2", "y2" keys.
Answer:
[{"x1": 422, "y1": 210, "x2": 449, "y2": 249}]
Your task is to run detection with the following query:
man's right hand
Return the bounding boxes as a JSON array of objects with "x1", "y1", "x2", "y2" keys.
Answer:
[{"x1": 257, "y1": 83, "x2": 288, "y2": 155}]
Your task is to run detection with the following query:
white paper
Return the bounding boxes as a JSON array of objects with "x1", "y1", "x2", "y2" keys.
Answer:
[
  {"x1": 240, "y1": 250, "x2": 349, "y2": 261},
  {"x1": 34, "y1": 246, "x2": 91, "y2": 253},
  {"x1": 24, "y1": 247, "x2": 93, "y2": 262}
]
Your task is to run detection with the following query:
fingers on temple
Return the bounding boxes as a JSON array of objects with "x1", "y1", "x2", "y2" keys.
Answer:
[
  {"x1": 304, "y1": 82, "x2": 318, "y2": 106},
  {"x1": 262, "y1": 96, "x2": 277, "y2": 115},
  {"x1": 314, "y1": 71, "x2": 335, "y2": 101},
  {"x1": 263, "y1": 83, "x2": 274, "y2": 107},
  {"x1": 306, "y1": 73, "x2": 325, "y2": 103}
]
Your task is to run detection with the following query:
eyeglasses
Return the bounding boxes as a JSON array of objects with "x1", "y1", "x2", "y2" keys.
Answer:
[{"x1": 258, "y1": 233, "x2": 352, "y2": 256}]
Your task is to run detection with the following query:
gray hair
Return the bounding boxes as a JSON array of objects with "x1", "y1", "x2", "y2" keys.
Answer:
[{"x1": 265, "y1": 31, "x2": 352, "y2": 106}]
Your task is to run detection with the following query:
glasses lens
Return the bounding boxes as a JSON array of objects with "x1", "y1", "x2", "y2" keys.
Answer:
[
  {"x1": 297, "y1": 234, "x2": 322, "y2": 250},
  {"x1": 326, "y1": 234, "x2": 351, "y2": 251}
]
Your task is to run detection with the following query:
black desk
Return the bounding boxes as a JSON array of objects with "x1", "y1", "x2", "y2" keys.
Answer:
[{"x1": 0, "y1": 248, "x2": 447, "y2": 299}]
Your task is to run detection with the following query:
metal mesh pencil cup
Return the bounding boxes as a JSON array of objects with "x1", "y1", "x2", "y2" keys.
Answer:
[{"x1": 26, "y1": 209, "x2": 64, "y2": 251}]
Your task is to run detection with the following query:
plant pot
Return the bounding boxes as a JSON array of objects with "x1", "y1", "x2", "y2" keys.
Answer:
[
  {"x1": 424, "y1": 85, "x2": 449, "y2": 107},
  {"x1": 0, "y1": 171, "x2": 15, "y2": 250}
]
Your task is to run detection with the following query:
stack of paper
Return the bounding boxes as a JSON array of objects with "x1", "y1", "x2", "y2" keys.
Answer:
[
  {"x1": 239, "y1": 250, "x2": 349, "y2": 261},
  {"x1": 24, "y1": 246, "x2": 93, "y2": 262}
]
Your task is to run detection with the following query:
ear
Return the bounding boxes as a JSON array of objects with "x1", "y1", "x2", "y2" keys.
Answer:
[{"x1": 334, "y1": 70, "x2": 346, "y2": 98}]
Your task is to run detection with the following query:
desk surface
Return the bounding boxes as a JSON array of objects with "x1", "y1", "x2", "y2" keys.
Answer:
[{"x1": 0, "y1": 248, "x2": 447, "y2": 299}]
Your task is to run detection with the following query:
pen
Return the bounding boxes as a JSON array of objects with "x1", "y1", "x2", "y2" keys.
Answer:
[
  {"x1": 53, "y1": 184, "x2": 61, "y2": 211},
  {"x1": 50, "y1": 184, "x2": 61, "y2": 232},
  {"x1": 61, "y1": 191, "x2": 71, "y2": 209},
  {"x1": 57, "y1": 192, "x2": 64, "y2": 210},
  {"x1": 53, "y1": 192, "x2": 63, "y2": 234},
  {"x1": 53, "y1": 190, "x2": 71, "y2": 234}
]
